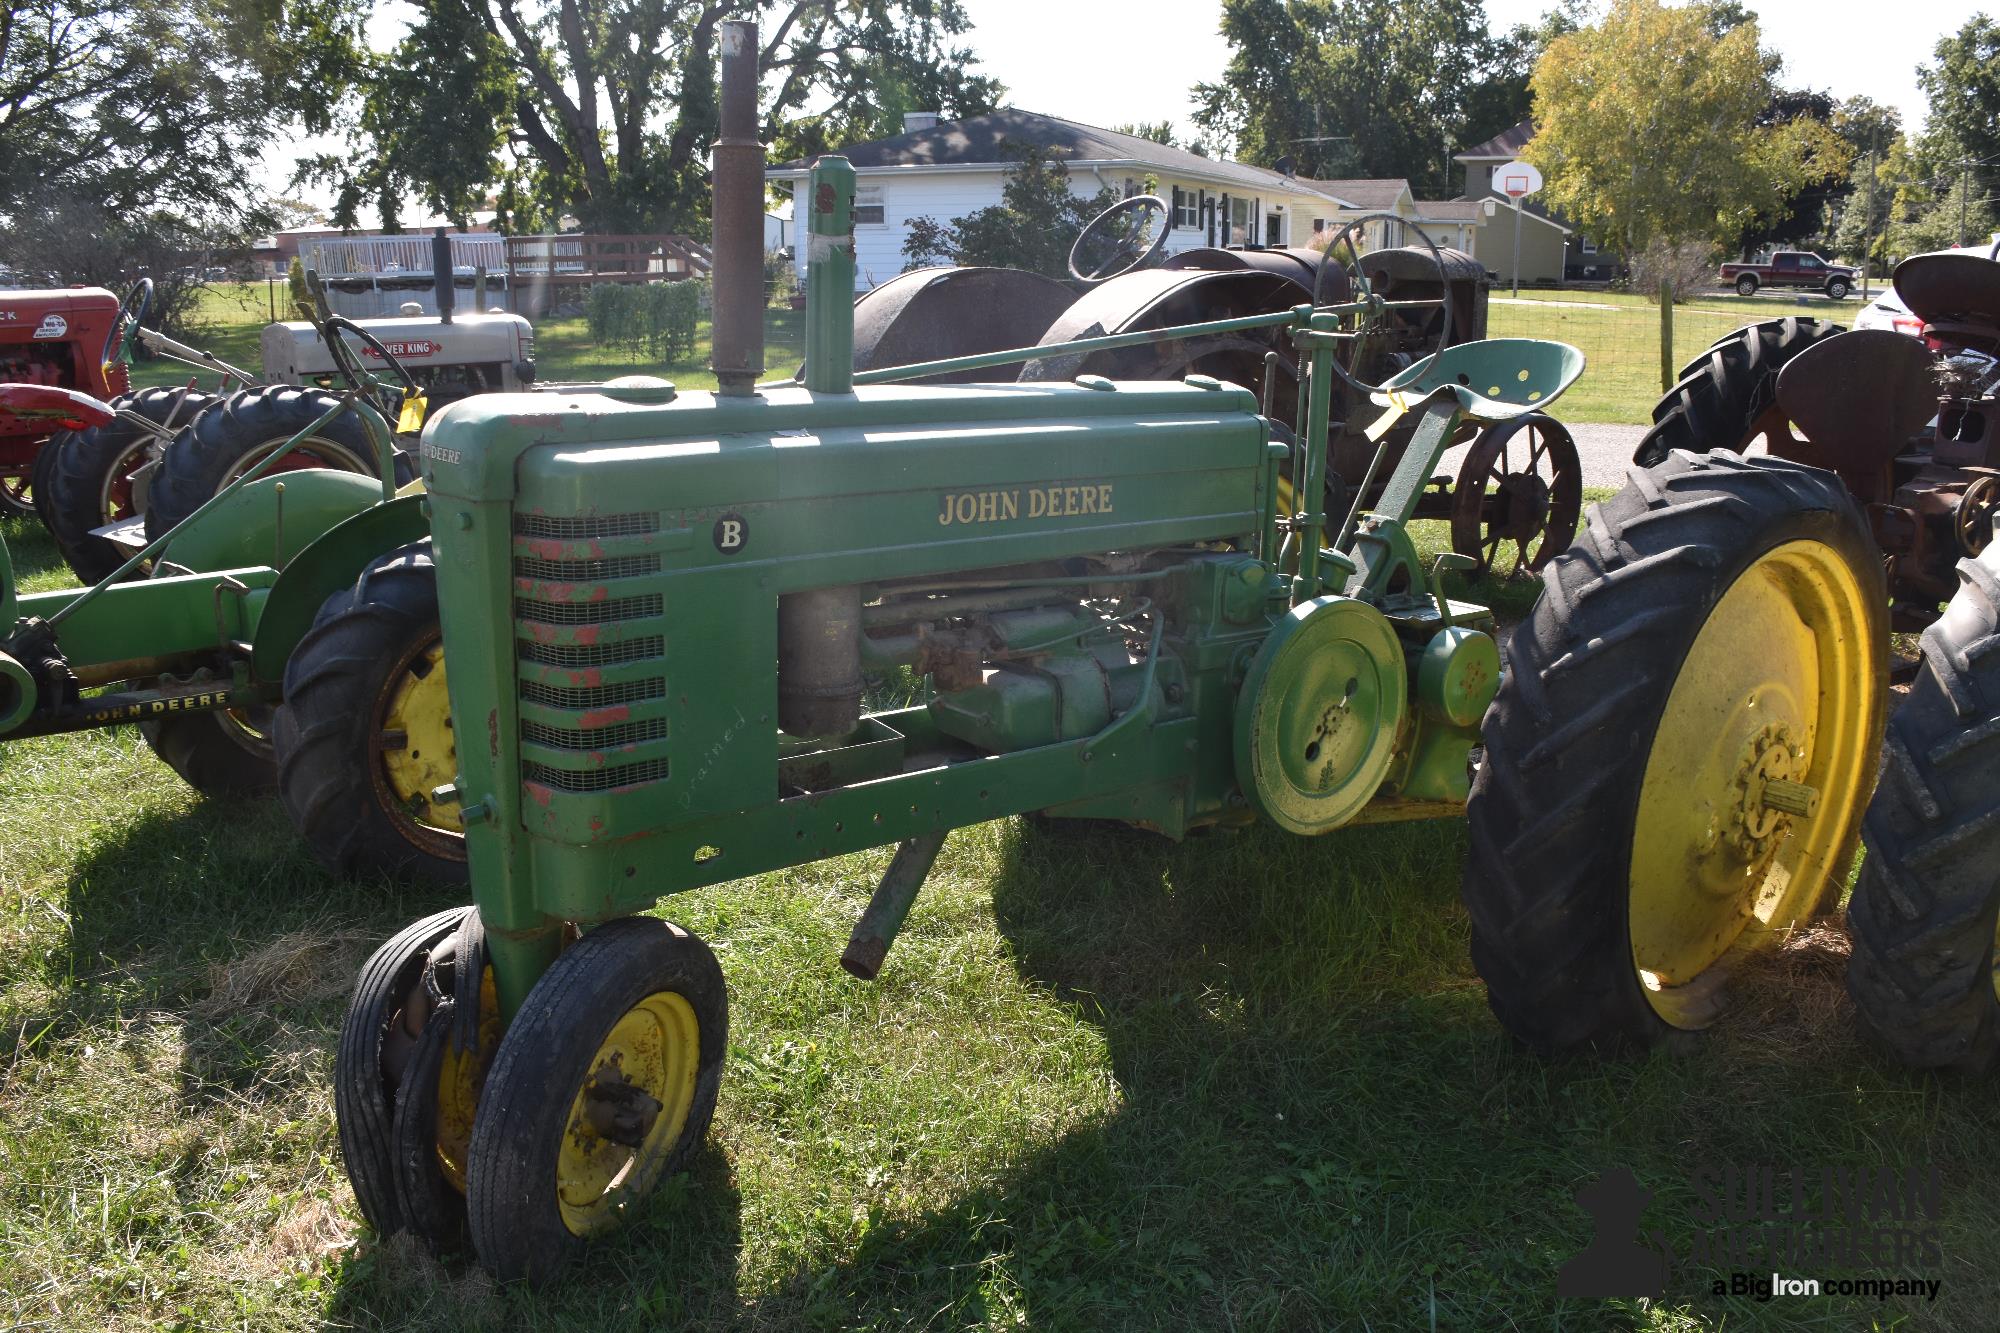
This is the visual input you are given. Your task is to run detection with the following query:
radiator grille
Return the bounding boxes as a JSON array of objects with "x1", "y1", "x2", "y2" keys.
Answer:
[
  {"x1": 515, "y1": 593, "x2": 663, "y2": 626},
  {"x1": 519, "y1": 677, "x2": 667, "y2": 710},
  {"x1": 513, "y1": 553, "x2": 661, "y2": 582},
  {"x1": 523, "y1": 757, "x2": 671, "y2": 792},
  {"x1": 514, "y1": 512, "x2": 660, "y2": 540},
  {"x1": 518, "y1": 635, "x2": 665, "y2": 670},
  {"x1": 522, "y1": 716, "x2": 670, "y2": 750}
]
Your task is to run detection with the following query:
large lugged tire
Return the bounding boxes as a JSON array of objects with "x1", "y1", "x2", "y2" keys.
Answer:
[
  {"x1": 1633, "y1": 318, "x2": 1844, "y2": 467},
  {"x1": 30, "y1": 429, "x2": 65, "y2": 529},
  {"x1": 273, "y1": 541, "x2": 467, "y2": 885},
  {"x1": 1847, "y1": 546, "x2": 2000, "y2": 1071},
  {"x1": 46, "y1": 386, "x2": 218, "y2": 583},
  {"x1": 1463, "y1": 450, "x2": 1887, "y2": 1050},
  {"x1": 143, "y1": 385, "x2": 385, "y2": 543},
  {"x1": 139, "y1": 708, "x2": 276, "y2": 796}
]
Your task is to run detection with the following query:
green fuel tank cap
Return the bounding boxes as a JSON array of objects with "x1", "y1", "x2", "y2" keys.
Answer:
[{"x1": 596, "y1": 375, "x2": 679, "y2": 403}]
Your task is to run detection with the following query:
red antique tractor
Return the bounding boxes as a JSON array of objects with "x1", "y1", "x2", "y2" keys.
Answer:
[{"x1": 0, "y1": 286, "x2": 131, "y2": 518}]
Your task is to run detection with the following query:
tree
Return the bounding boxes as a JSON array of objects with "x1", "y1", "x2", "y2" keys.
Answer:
[
  {"x1": 1193, "y1": 0, "x2": 1489, "y2": 195},
  {"x1": 0, "y1": 0, "x2": 334, "y2": 228},
  {"x1": 1524, "y1": 0, "x2": 1850, "y2": 270},
  {"x1": 315, "y1": 0, "x2": 1000, "y2": 235},
  {"x1": 1112, "y1": 121, "x2": 1180, "y2": 147},
  {"x1": 1458, "y1": 0, "x2": 1587, "y2": 168},
  {"x1": 901, "y1": 143, "x2": 1116, "y2": 278},
  {"x1": 1919, "y1": 15, "x2": 2000, "y2": 188}
]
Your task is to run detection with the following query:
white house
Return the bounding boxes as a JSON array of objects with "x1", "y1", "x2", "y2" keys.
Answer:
[{"x1": 766, "y1": 109, "x2": 1397, "y2": 291}]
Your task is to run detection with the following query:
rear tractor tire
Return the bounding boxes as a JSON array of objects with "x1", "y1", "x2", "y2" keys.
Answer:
[
  {"x1": 1847, "y1": 545, "x2": 2000, "y2": 1071},
  {"x1": 143, "y1": 385, "x2": 395, "y2": 543},
  {"x1": 1634, "y1": 317, "x2": 1844, "y2": 468},
  {"x1": 1463, "y1": 450, "x2": 1886, "y2": 1050},
  {"x1": 46, "y1": 386, "x2": 218, "y2": 584},
  {"x1": 273, "y1": 541, "x2": 467, "y2": 886}
]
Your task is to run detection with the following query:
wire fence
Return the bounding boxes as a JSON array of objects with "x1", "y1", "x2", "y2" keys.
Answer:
[{"x1": 1484, "y1": 289, "x2": 1856, "y2": 425}]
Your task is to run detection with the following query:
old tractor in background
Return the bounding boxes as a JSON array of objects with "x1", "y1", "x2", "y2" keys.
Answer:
[
  {"x1": 1635, "y1": 244, "x2": 2000, "y2": 632},
  {"x1": 326, "y1": 25, "x2": 1900, "y2": 1284},
  {"x1": 846, "y1": 194, "x2": 1582, "y2": 579},
  {"x1": 0, "y1": 286, "x2": 130, "y2": 519},
  {"x1": 0, "y1": 317, "x2": 462, "y2": 878}
]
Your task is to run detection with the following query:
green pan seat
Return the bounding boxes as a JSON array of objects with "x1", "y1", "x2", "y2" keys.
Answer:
[{"x1": 1370, "y1": 338, "x2": 1587, "y2": 421}]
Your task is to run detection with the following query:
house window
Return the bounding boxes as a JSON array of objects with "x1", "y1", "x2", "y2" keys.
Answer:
[
  {"x1": 1312, "y1": 218, "x2": 1326, "y2": 234},
  {"x1": 1172, "y1": 187, "x2": 1199, "y2": 230},
  {"x1": 853, "y1": 184, "x2": 885, "y2": 226},
  {"x1": 1581, "y1": 237, "x2": 1597, "y2": 255},
  {"x1": 1230, "y1": 196, "x2": 1251, "y2": 234}
]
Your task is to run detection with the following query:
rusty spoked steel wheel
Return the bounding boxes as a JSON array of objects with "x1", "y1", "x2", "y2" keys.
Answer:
[
  {"x1": 0, "y1": 465, "x2": 33, "y2": 517},
  {"x1": 1449, "y1": 413, "x2": 1581, "y2": 576}
]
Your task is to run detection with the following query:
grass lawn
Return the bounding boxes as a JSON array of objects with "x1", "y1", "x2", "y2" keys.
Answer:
[
  {"x1": 4, "y1": 482, "x2": 1997, "y2": 1330},
  {"x1": 1488, "y1": 286, "x2": 1858, "y2": 427}
]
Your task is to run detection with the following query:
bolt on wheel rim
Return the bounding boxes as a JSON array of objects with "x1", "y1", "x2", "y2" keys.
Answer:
[
  {"x1": 1628, "y1": 539, "x2": 1878, "y2": 1029},
  {"x1": 556, "y1": 990, "x2": 701, "y2": 1236}
]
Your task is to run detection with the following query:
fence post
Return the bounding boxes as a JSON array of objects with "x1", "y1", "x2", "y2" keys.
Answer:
[{"x1": 1658, "y1": 277, "x2": 1674, "y2": 394}]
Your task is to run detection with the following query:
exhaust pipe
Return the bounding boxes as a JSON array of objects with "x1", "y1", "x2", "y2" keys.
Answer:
[
  {"x1": 711, "y1": 19, "x2": 765, "y2": 396},
  {"x1": 432, "y1": 227, "x2": 455, "y2": 324}
]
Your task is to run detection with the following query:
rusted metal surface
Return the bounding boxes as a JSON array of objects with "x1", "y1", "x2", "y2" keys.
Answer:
[
  {"x1": 1019, "y1": 268, "x2": 1309, "y2": 387},
  {"x1": 709, "y1": 20, "x2": 764, "y2": 396},
  {"x1": 1775, "y1": 329, "x2": 1937, "y2": 505},
  {"x1": 1448, "y1": 413, "x2": 1581, "y2": 576},
  {"x1": 850, "y1": 267, "x2": 1074, "y2": 384},
  {"x1": 1895, "y1": 252, "x2": 2000, "y2": 333}
]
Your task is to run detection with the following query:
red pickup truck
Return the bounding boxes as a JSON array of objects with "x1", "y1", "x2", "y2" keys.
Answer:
[{"x1": 1719, "y1": 250, "x2": 1861, "y2": 299}]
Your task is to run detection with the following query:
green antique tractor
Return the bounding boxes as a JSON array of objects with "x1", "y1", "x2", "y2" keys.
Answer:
[
  {"x1": 0, "y1": 320, "x2": 455, "y2": 870},
  {"x1": 329, "y1": 22, "x2": 1895, "y2": 1284}
]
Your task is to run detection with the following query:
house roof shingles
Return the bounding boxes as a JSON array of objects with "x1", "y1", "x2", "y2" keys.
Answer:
[
  {"x1": 1298, "y1": 178, "x2": 1410, "y2": 210},
  {"x1": 768, "y1": 107, "x2": 1365, "y2": 204},
  {"x1": 1455, "y1": 119, "x2": 1535, "y2": 162}
]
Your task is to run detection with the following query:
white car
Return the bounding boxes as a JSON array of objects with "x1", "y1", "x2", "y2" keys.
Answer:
[{"x1": 1855, "y1": 238, "x2": 2000, "y2": 336}]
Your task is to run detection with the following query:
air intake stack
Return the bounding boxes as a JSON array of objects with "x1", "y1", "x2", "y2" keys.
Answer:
[{"x1": 710, "y1": 19, "x2": 765, "y2": 396}]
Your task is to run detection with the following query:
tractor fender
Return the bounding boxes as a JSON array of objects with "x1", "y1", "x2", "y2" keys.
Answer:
[
  {"x1": 250, "y1": 493, "x2": 430, "y2": 680},
  {"x1": 159, "y1": 470, "x2": 385, "y2": 574},
  {"x1": 1020, "y1": 267, "x2": 1309, "y2": 386}
]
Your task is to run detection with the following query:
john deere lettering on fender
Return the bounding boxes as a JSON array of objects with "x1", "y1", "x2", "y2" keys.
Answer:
[{"x1": 937, "y1": 484, "x2": 1114, "y2": 526}]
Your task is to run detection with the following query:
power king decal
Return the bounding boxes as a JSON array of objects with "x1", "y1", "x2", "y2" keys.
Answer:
[{"x1": 364, "y1": 339, "x2": 440, "y2": 358}]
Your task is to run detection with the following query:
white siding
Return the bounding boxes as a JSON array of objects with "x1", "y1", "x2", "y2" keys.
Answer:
[{"x1": 782, "y1": 168, "x2": 1368, "y2": 290}]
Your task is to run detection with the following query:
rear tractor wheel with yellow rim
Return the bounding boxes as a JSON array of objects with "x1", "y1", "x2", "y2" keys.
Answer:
[
  {"x1": 272, "y1": 540, "x2": 467, "y2": 885},
  {"x1": 1462, "y1": 449, "x2": 1887, "y2": 1049}
]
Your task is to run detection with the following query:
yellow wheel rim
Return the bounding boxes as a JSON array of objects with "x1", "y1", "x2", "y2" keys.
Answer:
[
  {"x1": 434, "y1": 966, "x2": 498, "y2": 1194},
  {"x1": 556, "y1": 990, "x2": 701, "y2": 1236},
  {"x1": 374, "y1": 635, "x2": 461, "y2": 844},
  {"x1": 1629, "y1": 539, "x2": 1879, "y2": 1028}
]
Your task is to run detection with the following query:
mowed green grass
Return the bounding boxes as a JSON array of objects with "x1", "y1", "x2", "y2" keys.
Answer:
[
  {"x1": 1489, "y1": 287, "x2": 1857, "y2": 427},
  {"x1": 7, "y1": 494, "x2": 2000, "y2": 1331}
]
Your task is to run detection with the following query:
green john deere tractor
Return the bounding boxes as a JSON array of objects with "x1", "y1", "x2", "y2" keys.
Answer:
[
  {"x1": 0, "y1": 315, "x2": 453, "y2": 870},
  {"x1": 326, "y1": 22, "x2": 1897, "y2": 1285}
]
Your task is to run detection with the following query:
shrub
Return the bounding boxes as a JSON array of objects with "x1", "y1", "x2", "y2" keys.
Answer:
[{"x1": 583, "y1": 280, "x2": 710, "y2": 362}]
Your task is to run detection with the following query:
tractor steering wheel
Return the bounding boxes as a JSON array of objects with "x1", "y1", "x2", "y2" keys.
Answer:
[
  {"x1": 324, "y1": 315, "x2": 420, "y2": 403},
  {"x1": 103, "y1": 278, "x2": 153, "y2": 370},
  {"x1": 1068, "y1": 196, "x2": 1172, "y2": 284},
  {"x1": 1310, "y1": 212, "x2": 1454, "y2": 398}
]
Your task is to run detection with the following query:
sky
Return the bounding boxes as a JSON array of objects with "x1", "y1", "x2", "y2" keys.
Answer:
[{"x1": 262, "y1": 0, "x2": 1985, "y2": 214}]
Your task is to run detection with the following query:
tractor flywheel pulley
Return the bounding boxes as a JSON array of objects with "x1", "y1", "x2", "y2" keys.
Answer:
[{"x1": 1233, "y1": 595, "x2": 1406, "y2": 835}]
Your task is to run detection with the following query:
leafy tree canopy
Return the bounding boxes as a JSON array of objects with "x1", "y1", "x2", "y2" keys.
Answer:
[
  {"x1": 1524, "y1": 0, "x2": 1850, "y2": 258},
  {"x1": 307, "y1": 0, "x2": 1000, "y2": 235}
]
